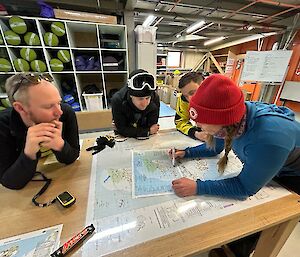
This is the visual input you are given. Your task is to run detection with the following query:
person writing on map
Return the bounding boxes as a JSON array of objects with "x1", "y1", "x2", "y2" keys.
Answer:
[{"x1": 169, "y1": 74, "x2": 300, "y2": 257}]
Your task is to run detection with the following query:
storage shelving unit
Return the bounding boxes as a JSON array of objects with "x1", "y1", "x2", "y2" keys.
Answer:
[
  {"x1": 157, "y1": 53, "x2": 167, "y2": 67},
  {"x1": 156, "y1": 52, "x2": 167, "y2": 84},
  {"x1": 0, "y1": 16, "x2": 129, "y2": 111}
]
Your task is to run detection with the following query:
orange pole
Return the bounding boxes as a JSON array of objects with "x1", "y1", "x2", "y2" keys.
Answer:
[
  {"x1": 257, "y1": 0, "x2": 299, "y2": 8},
  {"x1": 223, "y1": 1, "x2": 258, "y2": 19}
]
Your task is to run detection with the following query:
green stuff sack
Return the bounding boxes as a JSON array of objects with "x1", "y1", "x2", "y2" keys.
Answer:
[
  {"x1": 9, "y1": 16, "x2": 27, "y2": 34},
  {"x1": 20, "y1": 48, "x2": 37, "y2": 62},
  {"x1": 13, "y1": 58, "x2": 30, "y2": 72}
]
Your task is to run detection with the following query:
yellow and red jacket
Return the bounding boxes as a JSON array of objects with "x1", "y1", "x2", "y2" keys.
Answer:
[{"x1": 174, "y1": 93, "x2": 200, "y2": 139}]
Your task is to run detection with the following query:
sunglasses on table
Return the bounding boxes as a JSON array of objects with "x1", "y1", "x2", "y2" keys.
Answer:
[{"x1": 12, "y1": 73, "x2": 54, "y2": 101}]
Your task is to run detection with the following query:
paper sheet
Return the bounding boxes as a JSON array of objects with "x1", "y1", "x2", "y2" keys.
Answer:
[
  {"x1": 0, "y1": 224, "x2": 62, "y2": 257},
  {"x1": 44, "y1": 139, "x2": 83, "y2": 165}
]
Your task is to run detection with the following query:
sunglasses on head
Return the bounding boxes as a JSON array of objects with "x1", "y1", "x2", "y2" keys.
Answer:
[
  {"x1": 12, "y1": 73, "x2": 54, "y2": 101},
  {"x1": 127, "y1": 72, "x2": 156, "y2": 91}
]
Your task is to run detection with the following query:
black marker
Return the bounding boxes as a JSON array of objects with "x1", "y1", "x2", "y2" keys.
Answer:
[{"x1": 51, "y1": 224, "x2": 95, "y2": 257}]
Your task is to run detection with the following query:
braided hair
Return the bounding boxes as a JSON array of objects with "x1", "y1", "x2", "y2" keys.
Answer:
[{"x1": 205, "y1": 125, "x2": 237, "y2": 174}]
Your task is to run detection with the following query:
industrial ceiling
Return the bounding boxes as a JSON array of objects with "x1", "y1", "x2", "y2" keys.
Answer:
[{"x1": 2, "y1": 0, "x2": 300, "y2": 50}]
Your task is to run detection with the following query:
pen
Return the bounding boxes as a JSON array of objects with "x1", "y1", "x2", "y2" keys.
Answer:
[
  {"x1": 172, "y1": 147, "x2": 175, "y2": 167},
  {"x1": 103, "y1": 175, "x2": 111, "y2": 183},
  {"x1": 51, "y1": 224, "x2": 95, "y2": 257}
]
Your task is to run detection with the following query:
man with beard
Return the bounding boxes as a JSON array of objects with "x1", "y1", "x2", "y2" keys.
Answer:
[{"x1": 0, "y1": 73, "x2": 80, "y2": 189}]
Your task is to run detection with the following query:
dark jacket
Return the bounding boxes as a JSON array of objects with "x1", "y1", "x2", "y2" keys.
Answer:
[
  {"x1": 111, "y1": 86, "x2": 160, "y2": 138},
  {"x1": 0, "y1": 103, "x2": 80, "y2": 190}
]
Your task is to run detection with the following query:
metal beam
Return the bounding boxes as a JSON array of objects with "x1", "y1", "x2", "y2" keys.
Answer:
[
  {"x1": 209, "y1": 32, "x2": 279, "y2": 51},
  {"x1": 123, "y1": 10, "x2": 136, "y2": 72},
  {"x1": 159, "y1": 0, "x2": 288, "y2": 18},
  {"x1": 134, "y1": 8, "x2": 286, "y2": 30},
  {"x1": 257, "y1": 5, "x2": 300, "y2": 24},
  {"x1": 125, "y1": 0, "x2": 138, "y2": 11}
]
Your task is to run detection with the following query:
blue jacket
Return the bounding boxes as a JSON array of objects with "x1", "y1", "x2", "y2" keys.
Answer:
[{"x1": 185, "y1": 102, "x2": 300, "y2": 199}]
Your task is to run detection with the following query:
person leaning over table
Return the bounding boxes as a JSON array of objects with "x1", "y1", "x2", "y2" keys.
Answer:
[
  {"x1": 175, "y1": 72, "x2": 207, "y2": 141},
  {"x1": 0, "y1": 73, "x2": 80, "y2": 190},
  {"x1": 169, "y1": 74, "x2": 300, "y2": 257},
  {"x1": 111, "y1": 69, "x2": 160, "y2": 138}
]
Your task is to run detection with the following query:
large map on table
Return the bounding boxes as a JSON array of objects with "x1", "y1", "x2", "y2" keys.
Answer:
[
  {"x1": 132, "y1": 149, "x2": 243, "y2": 197},
  {"x1": 84, "y1": 131, "x2": 291, "y2": 257},
  {"x1": 87, "y1": 131, "x2": 199, "y2": 220}
]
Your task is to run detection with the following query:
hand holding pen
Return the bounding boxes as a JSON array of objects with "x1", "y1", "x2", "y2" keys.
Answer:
[
  {"x1": 168, "y1": 148, "x2": 186, "y2": 164},
  {"x1": 172, "y1": 147, "x2": 175, "y2": 167}
]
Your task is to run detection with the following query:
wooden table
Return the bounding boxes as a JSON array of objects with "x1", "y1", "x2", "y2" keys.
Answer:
[
  {"x1": 0, "y1": 139, "x2": 94, "y2": 250},
  {"x1": 1, "y1": 138, "x2": 300, "y2": 257}
]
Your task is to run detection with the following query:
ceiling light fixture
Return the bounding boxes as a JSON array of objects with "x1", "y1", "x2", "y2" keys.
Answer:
[
  {"x1": 142, "y1": 15, "x2": 156, "y2": 27},
  {"x1": 247, "y1": 25, "x2": 254, "y2": 31},
  {"x1": 186, "y1": 20, "x2": 205, "y2": 34},
  {"x1": 168, "y1": 21, "x2": 188, "y2": 26},
  {"x1": 191, "y1": 22, "x2": 214, "y2": 35},
  {"x1": 153, "y1": 17, "x2": 164, "y2": 27},
  {"x1": 154, "y1": 2, "x2": 162, "y2": 12},
  {"x1": 204, "y1": 36, "x2": 226, "y2": 46}
]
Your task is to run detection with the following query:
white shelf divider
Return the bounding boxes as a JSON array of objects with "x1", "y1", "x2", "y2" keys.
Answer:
[
  {"x1": 0, "y1": 15, "x2": 129, "y2": 112},
  {"x1": 0, "y1": 20, "x2": 16, "y2": 72}
]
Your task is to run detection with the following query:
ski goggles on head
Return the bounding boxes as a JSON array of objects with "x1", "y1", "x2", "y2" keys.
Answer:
[{"x1": 127, "y1": 72, "x2": 156, "y2": 91}]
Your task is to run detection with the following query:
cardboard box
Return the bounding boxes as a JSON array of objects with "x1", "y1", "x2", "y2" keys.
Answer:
[
  {"x1": 242, "y1": 89, "x2": 252, "y2": 101},
  {"x1": 161, "y1": 88, "x2": 170, "y2": 104},
  {"x1": 172, "y1": 75, "x2": 180, "y2": 89},
  {"x1": 169, "y1": 88, "x2": 178, "y2": 110},
  {"x1": 166, "y1": 75, "x2": 172, "y2": 85},
  {"x1": 54, "y1": 9, "x2": 117, "y2": 24},
  {"x1": 157, "y1": 84, "x2": 170, "y2": 101},
  {"x1": 76, "y1": 110, "x2": 112, "y2": 132},
  {"x1": 160, "y1": 86, "x2": 172, "y2": 104},
  {"x1": 157, "y1": 87, "x2": 163, "y2": 99},
  {"x1": 165, "y1": 74, "x2": 180, "y2": 89}
]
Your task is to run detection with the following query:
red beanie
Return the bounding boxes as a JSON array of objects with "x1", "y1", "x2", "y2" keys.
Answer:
[{"x1": 189, "y1": 74, "x2": 245, "y2": 125}]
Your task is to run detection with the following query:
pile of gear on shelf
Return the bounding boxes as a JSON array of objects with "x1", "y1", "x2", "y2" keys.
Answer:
[
  {"x1": 0, "y1": 16, "x2": 71, "y2": 73},
  {"x1": 61, "y1": 79, "x2": 81, "y2": 112},
  {"x1": 75, "y1": 55, "x2": 101, "y2": 71}
]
